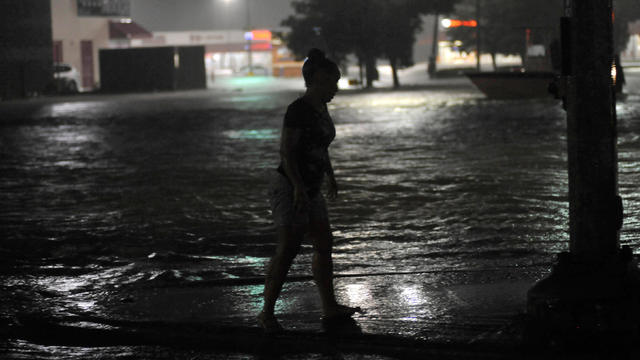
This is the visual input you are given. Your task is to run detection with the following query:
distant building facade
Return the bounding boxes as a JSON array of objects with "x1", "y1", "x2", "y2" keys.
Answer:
[
  {"x1": 622, "y1": 20, "x2": 640, "y2": 62},
  {"x1": 51, "y1": 0, "x2": 151, "y2": 91},
  {"x1": 134, "y1": 30, "x2": 270, "y2": 80},
  {"x1": 134, "y1": 30, "x2": 303, "y2": 82},
  {"x1": 0, "y1": 0, "x2": 53, "y2": 99}
]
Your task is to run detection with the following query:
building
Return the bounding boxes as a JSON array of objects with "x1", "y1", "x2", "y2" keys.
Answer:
[
  {"x1": 622, "y1": 20, "x2": 640, "y2": 63},
  {"x1": 136, "y1": 30, "x2": 272, "y2": 80},
  {"x1": 0, "y1": 0, "x2": 53, "y2": 99},
  {"x1": 133, "y1": 29, "x2": 303, "y2": 82},
  {"x1": 51, "y1": 0, "x2": 151, "y2": 91}
]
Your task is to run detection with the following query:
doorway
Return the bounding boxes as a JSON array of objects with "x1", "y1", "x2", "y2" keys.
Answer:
[{"x1": 80, "y1": 40, "x2": 94, "y2": 90}]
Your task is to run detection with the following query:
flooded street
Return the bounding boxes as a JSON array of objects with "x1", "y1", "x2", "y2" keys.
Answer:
[{"x1": 2, "y1": 72, "x2": 640, "y2": 358}]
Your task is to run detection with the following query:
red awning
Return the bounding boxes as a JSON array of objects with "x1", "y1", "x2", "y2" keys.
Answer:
[{"x1": 109, "y1": 21, "x2": 152, "y2": 40}]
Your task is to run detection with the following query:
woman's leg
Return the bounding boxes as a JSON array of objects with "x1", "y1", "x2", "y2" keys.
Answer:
[
  {"x1": 308, "y1": 218, "x2": 338, "y2": 312},
  {"x1": 262, "y1": 225, "x2": 304, "y2": 316},
  {"x1": 309, "y1": 218, "x2": 360, "y2": 318}
]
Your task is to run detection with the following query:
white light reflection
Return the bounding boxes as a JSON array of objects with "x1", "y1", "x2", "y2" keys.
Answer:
[
  {"x1": 38, "y1": 276, "x2": 89, "y2": 293},
  {"x1": 49, "y1": 126, "x2": 96, "y2": 144},
  {"x1": 76, "y1": 300, "x2": 97, "y2": 311},
  {"x1": 344, "y1": 283, "x2": 372, "y2": 306},
  {"x1": 400, "y1": 285, "x2": 422, "y2": 321},
  {"x1": 34, "y1": 275, "x2": 101, "y2": 312},
  {"x1": 44, "y1": 101, "x2": 106, "y2": 118},
  {"x1": 332, "y1": 91, "x2": 476, "y2": 111},
  {"x1": 337, "y1": 94, "x2": 429, "y2": 109},
  {"x1": 400, "y1": 284, "x2": 423, "y2": 306},
  {"x1": 393, "y1": 283, "x2": 433, "y2": 322}
]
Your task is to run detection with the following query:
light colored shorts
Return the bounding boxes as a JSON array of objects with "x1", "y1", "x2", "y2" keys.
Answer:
[{"x1": 269, "y1": 172, "x2": 328, "y2": 227}]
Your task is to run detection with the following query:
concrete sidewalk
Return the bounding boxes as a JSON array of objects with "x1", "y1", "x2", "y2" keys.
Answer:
[
  {"x1": 8, "y1": 266, "x2": 550, "y2": 358},
  {"x1": 51, "y1": 265, "x2": 547, "y2": 358}
]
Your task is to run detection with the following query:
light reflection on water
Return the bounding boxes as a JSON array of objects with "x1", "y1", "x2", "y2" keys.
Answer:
[
  {"x1": 344, "y1": 283, "x2": 373, "y2": 306},
  {"x1": 1, "y1": 77, "x2": 640, "y2": 355},
  {"x1": 223, "y1": 128, "x2": 278, "y2": 140},
  {"x1": 399, "y1": 283, "x2": 423, "y2": 307},
  {"x1": 42, "y1": 101, "x2": 108, "y2": 118}
]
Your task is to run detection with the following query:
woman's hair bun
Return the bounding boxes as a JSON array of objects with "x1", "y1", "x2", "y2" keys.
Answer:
[{"x1": 307, "y1": 48, "x2": 325, "y2": 62}]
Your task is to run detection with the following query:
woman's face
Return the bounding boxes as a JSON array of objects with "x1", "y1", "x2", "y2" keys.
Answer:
[{"x1": 312, "y1": 69, "x2": 340, "y2": 103}]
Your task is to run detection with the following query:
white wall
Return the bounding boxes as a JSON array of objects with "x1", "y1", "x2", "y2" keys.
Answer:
[{"x1": 51, "y1": 0, "x2": 113, "y2": 89}]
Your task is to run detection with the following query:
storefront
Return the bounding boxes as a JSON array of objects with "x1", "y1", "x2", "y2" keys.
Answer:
[{"x1": 133, "y1": 29, "x2": 277, "y2": 83}]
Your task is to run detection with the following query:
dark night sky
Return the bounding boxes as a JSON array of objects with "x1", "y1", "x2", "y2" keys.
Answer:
[{"x1": 130, "y1": 0, "x2": 295, "y2": 31}]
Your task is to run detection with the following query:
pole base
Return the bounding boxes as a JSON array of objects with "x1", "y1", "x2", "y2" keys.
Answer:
[
  {"x1": 526, "y1": 246, "x2": 640, "y2": 349},
  {"x1": 427, "y1": 57, "x2": 436, "y2": 78}
]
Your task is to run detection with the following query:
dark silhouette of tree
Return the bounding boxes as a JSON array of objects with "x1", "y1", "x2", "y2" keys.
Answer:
[
  {"x1": 379, "y1": 0, "x2": 456, "y2": 88},
  {"x1": 282, "y1": 0, "x2": 457, "y2": 88},
  {"x1": 346, "y1": 0, "x2": 381, "y2": 89},
  {"x1": 281, "y1": 0, "x2": 355, "y2": 65},
  {"x1": 378, "y1": 1, "x2": 422, "y2": 88}
]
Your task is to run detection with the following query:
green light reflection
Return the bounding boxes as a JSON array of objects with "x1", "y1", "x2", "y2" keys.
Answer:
[{"x1": 223, "y1": 128, "x2": 278, "y2": 140}]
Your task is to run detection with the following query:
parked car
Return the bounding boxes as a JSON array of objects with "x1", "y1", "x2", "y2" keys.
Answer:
[
  {"x1": 236, "y1": 65, "x2": 269, "y2": 76},
  {"x1": 46, "y1": 63, "x2": 81, "y2": 94}
]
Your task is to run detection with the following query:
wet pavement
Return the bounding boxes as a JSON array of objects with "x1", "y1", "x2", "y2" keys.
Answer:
[{"x1": 2, "y1": 67, "x2": 640, "y2": 359}]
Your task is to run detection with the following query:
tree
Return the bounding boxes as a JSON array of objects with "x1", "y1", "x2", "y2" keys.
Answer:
[
  {"x1": 281, "y1": 0, "x2": 458, "y2": 88},
  {"x1": 378, "y1": 1, "x2": 425, "y2": 88},
  {"x1": 281, "y1": 0, "x2": 355, "y2": 65}
]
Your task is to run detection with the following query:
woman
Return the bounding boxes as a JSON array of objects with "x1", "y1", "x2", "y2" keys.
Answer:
[{"x1": 258, "y1": 48, "x2": 359, "y2": 333}]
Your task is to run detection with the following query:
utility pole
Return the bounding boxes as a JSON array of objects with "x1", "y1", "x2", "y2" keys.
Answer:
[
  {"x1": 245, "y1": 0, "x2": 253, "y2": 76},
  {"x1": 428, "y1": 13, "x2": 439, "y2": 78},
  {"x1": 526, "y1": 0, "x2": 640, "y2": 348},
  {"x1": 475, "y1": 0, "x2": 481, "y2": 72}
]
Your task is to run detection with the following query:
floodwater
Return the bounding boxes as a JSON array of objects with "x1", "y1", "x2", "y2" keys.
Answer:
[{"x1": 1, "y1": 72, "x2": 640, "y2": 357}]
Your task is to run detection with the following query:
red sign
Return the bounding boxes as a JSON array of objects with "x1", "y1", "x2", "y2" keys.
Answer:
[
  {"x1": 251, "y1": 42, "x2": 272, "y2": 51},
  {"x1": 443, "y1": 19, "x2": 477, "y2": 28}
]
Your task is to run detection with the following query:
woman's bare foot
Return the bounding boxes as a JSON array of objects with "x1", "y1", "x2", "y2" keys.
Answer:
[
  {"x1": 257, "y1": 311, "x2": 284, "y2": 334},
  {"x1": 323, "y1": 304, "x2": 362, "y2": 320}
]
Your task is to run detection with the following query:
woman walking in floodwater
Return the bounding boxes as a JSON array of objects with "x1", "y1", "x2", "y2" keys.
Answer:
[{"x1": 258, "y1": 48, "x2": 359, "y2": 333}]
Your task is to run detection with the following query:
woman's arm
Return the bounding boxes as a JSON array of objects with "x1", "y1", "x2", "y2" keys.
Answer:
[
  {"x1": 325, "y1": 149, "x2": 338, "y2": 200},
  {"x1": 280, "y1": 127, "x2": 309, "y2": 211}
]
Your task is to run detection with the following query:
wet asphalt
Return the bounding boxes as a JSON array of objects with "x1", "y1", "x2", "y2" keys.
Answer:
[{"x1": 2, "y1": 69, "x2": 640, "y2": 359}]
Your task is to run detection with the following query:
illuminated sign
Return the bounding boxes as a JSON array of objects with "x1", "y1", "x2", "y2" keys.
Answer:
[
  {"x1": 441, "y1": 19, "x2": 478, "y2": 28},
  {"x1": 251, "y1": 42, "x2": 272, "y2": 51},
  {"x1": 251, "y1": 30, "x2": 272, "y2": 41},
  {"x1": 77, "y1": 0, "x2": 130, "y2": 17},
  {"x1": 244, "y1": 30, "x2": 272, "y2": 42}
]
